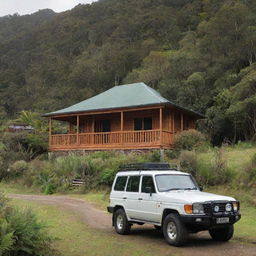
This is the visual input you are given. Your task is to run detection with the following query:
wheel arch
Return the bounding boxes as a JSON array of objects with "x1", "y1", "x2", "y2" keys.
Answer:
[{"x1": 162, "y1": 208, "x2": 180, "y2": 225}]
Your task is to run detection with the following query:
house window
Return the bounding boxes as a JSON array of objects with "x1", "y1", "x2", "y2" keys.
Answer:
[
  {"x1": 95, "y1": 120, "x2": 111, "y2": 132},
  {"x1": 134, "y1": 117, "x2": 152, "y2": 131},
  {"x1": 134, "y1": 118, "x2": 143, "y2": 131},
  {"x1": 144, "y1": 117, "x2": 152, "y2": 130}
]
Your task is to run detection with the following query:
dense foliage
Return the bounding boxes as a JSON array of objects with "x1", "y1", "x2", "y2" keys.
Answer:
[
  {"x1": 1, "y1": 151, "x2": 161, "y2": 194},
  {"x1": 0, "y1": 192, "x2": 56, "y2": 256},
  {"x1": 0, "y1": 0, "x2": 256, "y2": 144}
]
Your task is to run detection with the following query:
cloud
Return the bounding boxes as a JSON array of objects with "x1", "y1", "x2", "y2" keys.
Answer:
[{"x1": 0, "y1": 0, "x2": 95, "y2": 17}]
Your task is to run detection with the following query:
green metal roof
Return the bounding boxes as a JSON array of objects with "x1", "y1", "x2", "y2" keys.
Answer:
[{"x1": 44, "y1": 82, "x2": 203, "y2": 117}]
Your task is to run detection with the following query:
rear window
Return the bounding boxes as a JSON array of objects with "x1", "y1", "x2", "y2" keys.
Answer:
[
  {"x1": 126, "y1": 176, "x2": 140, "y2": 192},
  {"x1": 114, "y1": 176, "x2": 128, "y2": 191}
]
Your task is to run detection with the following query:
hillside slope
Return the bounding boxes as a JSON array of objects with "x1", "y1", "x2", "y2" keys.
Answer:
[{"x1": 0, "y1": 0, "x2": 255, "y2": 143}]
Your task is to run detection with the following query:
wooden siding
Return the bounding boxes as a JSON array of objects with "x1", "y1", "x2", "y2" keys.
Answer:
[{"x1": 49, "y1": 106, "x2": 198, "y2": 151}]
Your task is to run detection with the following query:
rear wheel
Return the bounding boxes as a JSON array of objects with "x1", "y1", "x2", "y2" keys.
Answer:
[
  {"x1": 114, "y1": 208, "x2": 131, "y2": 235},
  {"x1": 163, "y1": 213, "x2": 188, "y2": 246},
  {"x1": 209, "y1": 225, "x2": 234, "y2": 241}
]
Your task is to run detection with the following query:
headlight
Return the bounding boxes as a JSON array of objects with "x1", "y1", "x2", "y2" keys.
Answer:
[
  {"x1": 214, "y1": 205, "x2": 219, "y2": 212},
  {"x1": 232, "y1": 202, "x2": 239, "y2": 212},
  {"x1": 225, "y1": 203, "x2": 232, "y2": 212},
  {"x1": 192, "y1": 203, "x2": 204, "y2": 214}
]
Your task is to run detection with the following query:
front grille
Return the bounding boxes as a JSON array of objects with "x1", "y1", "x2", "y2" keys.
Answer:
[
  {"x1": 203, "y1": 202, "x2": 232, "y2": 215},
  {"x1": 216, "y1": 203, "x2": 226, "y2": 212},
  {"x1": 203, "y1": 203, "x2": 212, "y2": 215}
]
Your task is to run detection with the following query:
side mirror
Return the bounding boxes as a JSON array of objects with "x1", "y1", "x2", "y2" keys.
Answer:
[
  {"x1": 145, "y1": 186, "x2": 153, "y2": 196},
  {"x1": 199, "y1": 186, "x2": 203, "y2": 191}
]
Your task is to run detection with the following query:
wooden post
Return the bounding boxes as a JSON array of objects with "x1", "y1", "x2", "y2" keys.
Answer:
[
  {"x1": 77, "y1": 115, "x2": 79, "y2": 145},
  {"x1": 69, "y1": 122, "x2": 72, "y2": 134},
  {"x1": 172, "y1": 112, "x2": 175, "y2": 134},
  {"x1": 48, "y1": 118, "x2": 52, "y2": 148},
  {"x1": 181, "y1": 113, "x2": 184, "y2": 131},
  {"x1": 121, "y1": 111, "x2": 124, "y2": 145},
  {"x1": 159, "y1": 108, "x2": 163, "y2": 146},
  {"x1": 92, "y1": 116, "x2": 95, "y2": 145}
]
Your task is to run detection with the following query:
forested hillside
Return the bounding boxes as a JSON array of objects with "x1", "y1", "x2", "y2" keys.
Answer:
[{"x1": 0, "y1": 0, "x2": 256, "y2": 144}]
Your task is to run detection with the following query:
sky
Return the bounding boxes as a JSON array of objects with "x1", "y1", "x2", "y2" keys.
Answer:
[{"x1": 0, "y1": 0, "x2": 96, "y2": 17}]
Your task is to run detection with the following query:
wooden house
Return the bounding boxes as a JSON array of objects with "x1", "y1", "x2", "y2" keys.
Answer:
[{"x1": 44, "y1": 83, "x2": 203, "y2": 151}]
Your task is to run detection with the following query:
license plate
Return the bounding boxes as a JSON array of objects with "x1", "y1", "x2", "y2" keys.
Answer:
[{"x1": 216, "y1": 217, "x2": 229, "y2": 224}]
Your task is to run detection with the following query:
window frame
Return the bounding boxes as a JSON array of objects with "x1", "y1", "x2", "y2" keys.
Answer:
[
  {"x1": 113, "y1": 175, "x2": 128, "y2": 192},
  {"x1": 141, "y1": 175, "x2": 156, "y2": 194},
  {"x1": 125, "y1": 175, "x2": 141, "y2": 193},
  {"x1": 133, "y1": 117, "x2": 153, "y2": 131}
]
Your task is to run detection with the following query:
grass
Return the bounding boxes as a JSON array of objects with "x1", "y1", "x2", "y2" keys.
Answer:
[
  {"x1": 207, "y1": 186, "x2": 256, "y2": 243},
  {"x1": 0, "y1": 180, "x2": 41, "y2": 194},
  {"x1": 198, "y1": 143, "x2": 256, "y2": 175},
  {"x1": 10, "y1": 199, "x2": 176, "y2": 256}
]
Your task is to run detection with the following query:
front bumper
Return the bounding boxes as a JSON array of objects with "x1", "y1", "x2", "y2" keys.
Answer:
[{"x1": 180, "y1": 212, "x2": 241, "y2": 229}]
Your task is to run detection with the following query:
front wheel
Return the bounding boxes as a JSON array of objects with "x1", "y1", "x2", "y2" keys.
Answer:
[
  {"x1": 113, "y1": 208, "x2": 131, "y2": 235},
  {"x1": 209, "y1": 225, "x2": 234, "y2": 241},
  {"x1": 163, "y1": 213, "x2": 188, "y2": 246}
]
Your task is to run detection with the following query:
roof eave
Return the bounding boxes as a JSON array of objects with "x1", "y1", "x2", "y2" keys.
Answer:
[
  {"x1": 42, "y1": 102, "x2": 167, "y2": 118},
  {"x1": 43, "y1": 101, "x2": 204, "y2": 118}
]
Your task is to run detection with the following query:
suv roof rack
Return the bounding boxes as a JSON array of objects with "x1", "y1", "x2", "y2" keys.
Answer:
[{"x1": 119, "y1": 162, "x2": 172, "y2": 171}]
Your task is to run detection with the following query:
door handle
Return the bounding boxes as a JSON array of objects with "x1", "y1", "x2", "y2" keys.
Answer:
[
  {"x1": 123, "y1": 197, "x2": 127, "y2": 199},
  {"x1": 138, "y1": 198, "x2": 143, "y2": 200}
]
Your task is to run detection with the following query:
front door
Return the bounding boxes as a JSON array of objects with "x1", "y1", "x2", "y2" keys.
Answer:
[
  {"x1": 94, "y1": 120, "x2": 111, "y2": 144},
  {"x1": 137, "y1": 175, "x2": 160, "y2": 223}
]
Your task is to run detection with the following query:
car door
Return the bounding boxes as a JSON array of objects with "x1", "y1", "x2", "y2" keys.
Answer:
[
  {"x1": 137, "y1": 175, "x2": 160, "y2": 223},
  {"x1": 124, "y1": 175, "x2": 141, "y2": 219}
]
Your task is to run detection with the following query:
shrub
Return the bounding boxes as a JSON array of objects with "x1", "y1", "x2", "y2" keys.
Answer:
[
  {"x1": 147, "y1": 150, "x2": 161, "y2": 162},
  {"x1": 98, "y1": 167, "x2": 117, "y2": 186},
  {"x1": 9, "y1": 160, "x2": 28, "y2": 177},
  {"x1": 179, "y1": 150, "x2": 198, "y2": 177},
  {"x1": 179, "y1": 148, "x2": 234, "y2": 187},
  {"x1": 173, "y1": 129, "x2": 208, "y2": 151},
  {"x1": 0, "y1": 192, "x2": 57, "y2": 256},
  {"x1": 197, "y1": 148, "x2": 233, "y2": 186},
  {"x1": 243, "y1": 153, "x2": 256, "y2": 187},
  {"x1": 43, "y1": 183, "x2": 57, "y2": 195}
]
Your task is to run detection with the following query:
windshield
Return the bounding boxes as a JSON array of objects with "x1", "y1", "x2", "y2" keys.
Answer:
[{"x1": 155, "y1": 174, "x2": 198, "y2": 192}]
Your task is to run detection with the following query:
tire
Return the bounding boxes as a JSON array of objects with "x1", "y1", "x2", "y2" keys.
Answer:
[
  {"x1": 163, "y1": 213, "x2": 188, "y2": 246},
  {"x1": 113, "y1": 208, "x2": 131, "y2": 235},
  {"x1": 209, "y1": 225, "x2": 234, "y2": 241}
]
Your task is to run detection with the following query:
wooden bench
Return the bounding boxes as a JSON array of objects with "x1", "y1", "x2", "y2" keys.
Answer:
[{"x1": 72, "y1": 179, "x2": 85, "y2": 186}]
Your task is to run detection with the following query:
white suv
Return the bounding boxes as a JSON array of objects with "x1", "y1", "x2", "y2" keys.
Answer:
[{"x1": 107, "y1": 163, "x2": 241, "y2": 246}]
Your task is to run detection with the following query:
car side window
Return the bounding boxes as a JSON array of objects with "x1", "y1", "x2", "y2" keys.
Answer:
[
  {"x1": 126, "y1": 176, "x2": 140, "y2": 192},
  {"x1": 141, "y1": 176, "x2": 156, "y2": 193},
  {"x1": 114, "y1": 176, "x2": 128, "y2": 191}
]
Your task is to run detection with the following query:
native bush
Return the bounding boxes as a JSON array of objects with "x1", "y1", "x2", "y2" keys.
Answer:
[
  {"x1": 179, "y1": 150, "x2": 198, "y2": 177},
  {"x1": 173, "y1": 129, "x2": 209, "y2": 152},
  {"x1": 242, "y1": 153, "x2": 256, "y2": 187},
  {"x1": 179, "y1": 148, "x2": 234, "y2": 186},
  {"x1": 9, "y1": 160, "x2": 29, "y2": 178},
  {"x1": 0, "y1": 192, "x2": 57, "y2": 256}
]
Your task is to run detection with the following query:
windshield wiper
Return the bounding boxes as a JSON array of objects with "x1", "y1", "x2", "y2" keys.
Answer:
[
  {"x1": 163, "y1": 187, "x2": 197, "y2": 192},
  {"x1": 163, "y1": 188, "x2": 184, "y2": 192}
]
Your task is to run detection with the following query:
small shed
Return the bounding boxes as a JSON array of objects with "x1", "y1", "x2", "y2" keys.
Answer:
[
  {"x1": 44, "y1": 82, "x2": 203, "y2": 151},
  {"x1": 8, "y1": 123, "x2": 34, "y2": 133}
]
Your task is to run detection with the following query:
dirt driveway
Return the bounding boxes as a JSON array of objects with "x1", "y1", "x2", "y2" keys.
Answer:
[{"x1": 10, "y1": 194, "x2": 256, "y2": 256}]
